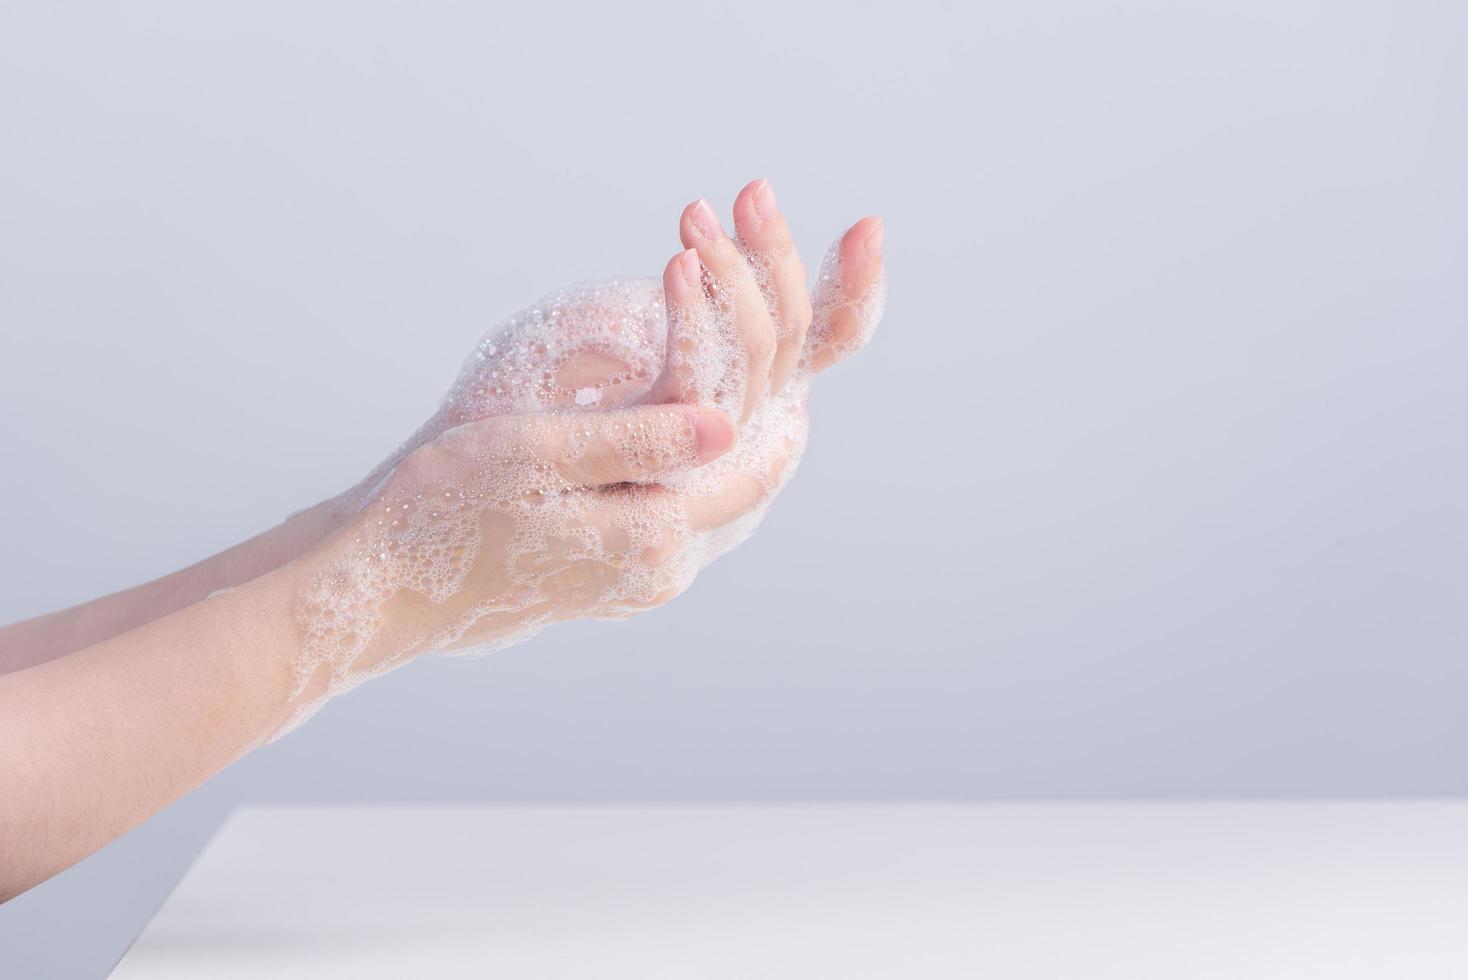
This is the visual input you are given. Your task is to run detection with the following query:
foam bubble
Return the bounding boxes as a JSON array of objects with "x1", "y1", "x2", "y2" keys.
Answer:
[
  {"x1": 805, "y1": 241, "x2": 888, "y2": 370},
  {"x1": 278, "y1": 243, "x2": 883, "y2": 735}
]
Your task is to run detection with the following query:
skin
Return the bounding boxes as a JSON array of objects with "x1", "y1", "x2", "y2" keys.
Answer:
[{"x1": 0, "y1": 181, "x2": 884, "y2": 901}]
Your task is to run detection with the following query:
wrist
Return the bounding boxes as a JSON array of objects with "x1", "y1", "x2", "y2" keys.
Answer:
[{"x1": 206, "y1": 560, "x2": 322, "y2": 743}]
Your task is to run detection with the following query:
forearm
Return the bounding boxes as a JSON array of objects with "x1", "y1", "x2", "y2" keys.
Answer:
[
  {"x1": 0, "y1": 562, "x2": 307, "y2": 901},
  {"x1": 0, "y1": 498, "x2": 345, "y2": 675}
]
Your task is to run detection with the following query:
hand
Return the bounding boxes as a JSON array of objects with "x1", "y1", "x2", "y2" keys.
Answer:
[{"x1": 285, "y1": 181, "x2": 886, "y2": 727}]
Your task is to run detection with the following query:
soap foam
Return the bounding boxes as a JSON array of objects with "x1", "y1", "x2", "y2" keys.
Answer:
[
  {"x1": 280, "y1": 242, "x2": 883, "y2": 733},
  {"x1": 805, "y1": 240, "x2": 888, "y2": 370}
]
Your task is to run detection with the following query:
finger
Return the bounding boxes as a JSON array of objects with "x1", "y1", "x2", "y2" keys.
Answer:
[
  {"x1": 499, "y1": 404, "x2": 737, "y2": 487},
  {"x1": 805, "y1": 216, "x2": 886, "y2": 374},
  {"x1": 647, "y1": 248, "x2": 713, "y2": 407},
  {"x1": 680, "y1": 198, "x2": 778, "y2": 422},
  {"x1": 732, "y1": 179, "x2": 813, "y2": 394},
  {"x1": 684, "y1": 448, "x2": 794, "y2": 531}
]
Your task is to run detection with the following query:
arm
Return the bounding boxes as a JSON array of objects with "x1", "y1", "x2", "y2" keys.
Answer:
[
  {"x1": 0, "y1": 402, "x2": 742, "y2": 902},
  {"x1": 0, "y1": 563, "x2": 307, "y2": 901},
  {"x1": 0, "y1": 499, "x2": 345, "y2": 676}
]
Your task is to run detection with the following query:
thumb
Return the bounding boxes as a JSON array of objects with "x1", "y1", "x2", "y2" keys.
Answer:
[{"x1": 461, "y1": 405, "x2": 737, "y2": 487}]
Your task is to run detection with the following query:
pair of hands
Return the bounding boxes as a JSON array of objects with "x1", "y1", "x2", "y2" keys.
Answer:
[
  {"x1": 287, "y1": 180, "x2": 886, "y2": 716},
  {"x1": 0, "y1": 180, "x2": 890, "y2": 900}
]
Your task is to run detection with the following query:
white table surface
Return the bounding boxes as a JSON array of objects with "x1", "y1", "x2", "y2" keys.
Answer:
[{"x1": 111, "y1": 802, "x2": 1468, "y2": 979}]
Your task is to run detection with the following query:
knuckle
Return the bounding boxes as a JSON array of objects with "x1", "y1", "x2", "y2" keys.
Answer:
[
  {"x1": 393, "y1": 443, "x2": 455, "y2": 486},
  {"x1": 711, "y1": 237, "x2": 746, "y2": 270},
  {"x1": 516, "y1": 418, "x2": 589, "y2": 480},
  {"x1": 551, "y1": 446, "x2": 603, "y2": 486},
  {"x1": 566, "y1": 443, "x2": 624, "y2": 485},
  {"x1": 559, "y1": 417, "x2": 662, "y2": 486},
  {"x1": 748, "y1": 327, "x2": 777, "y2": 366}
]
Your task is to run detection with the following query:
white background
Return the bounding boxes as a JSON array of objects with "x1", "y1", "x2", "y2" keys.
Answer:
[{"x1": 1, "y1": 1, "x2": 1464, "y2": 975}]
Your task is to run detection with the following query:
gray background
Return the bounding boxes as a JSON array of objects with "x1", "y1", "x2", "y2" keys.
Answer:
[{"x1": 1, "y1": 0, "x2": 1464, "y2": 975}]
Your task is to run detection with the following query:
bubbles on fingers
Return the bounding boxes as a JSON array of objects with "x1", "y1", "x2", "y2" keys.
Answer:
[
  {"x1": 345, "y1": 278, "x2": 673, "y2": 509},
  {"x1": 661, "y1": 263, "x2": 751, "y2": 421},
  {"x1": 801, "y1": 238, "x2": 888, "y2": 376},
  {"x1": 444, "y1": 278, "x2": 667, "y2": 422}
]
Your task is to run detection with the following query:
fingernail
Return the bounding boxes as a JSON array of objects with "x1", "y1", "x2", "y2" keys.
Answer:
[
  {"x1": 678, "y1": 248, "x2": 702, "y2": 290},
  {"x1": 689, "y1": 199, "x2": 724, "y2": 241},
  {"x1": 752, "y1": 179, "x2": 779, "y2": 222},
  {"x1": 691, "y1": 408, "x2": 736, "y2": 462},
  {"x1": 864, "y1": 218, "x2": 884, "y2": 257}
]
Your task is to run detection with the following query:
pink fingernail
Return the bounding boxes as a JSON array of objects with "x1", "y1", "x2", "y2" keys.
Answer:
[
  {"x1": 752, "y1": 179, "x2": 779, "y2": 222},
  {"x1": 689, "y1": 199, "x2": 725, "y2": 241},
  {"x1": 678, "y1": 249, "x2": 702, "y2": 290},
  {"x1": 864, "y1": 218, "x2": 885, "y2": 258},
  {"x1": 691, "y1": 409, "x2": 736, "y2": 461}
]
